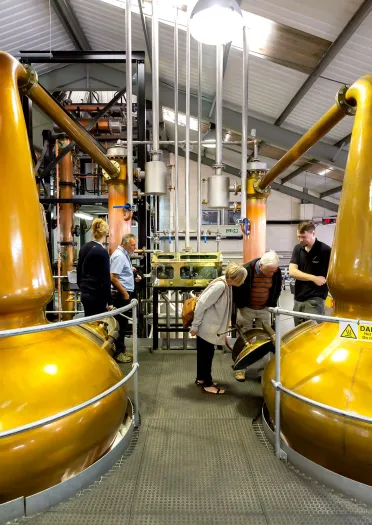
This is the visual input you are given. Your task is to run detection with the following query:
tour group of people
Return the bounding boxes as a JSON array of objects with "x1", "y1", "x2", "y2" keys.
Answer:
[{"x1": 77, "y1": 219, "x2": 331, "y2": 394}]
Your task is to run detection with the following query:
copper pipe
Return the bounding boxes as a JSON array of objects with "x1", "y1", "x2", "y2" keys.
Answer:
[
  {"x1": 258, "y1": 104, "x2": 346, "y2": 190},
  {"x1": 108, "y1": 161, "x2": 131, "y2": 254},
  {"x1": 243, "y1": 175, "x2": 268, "y2": 263},
  {"x1": 328, "y1": 75, "x2": 372, "y2": 319},
  {"x1": 59, "y1": 138, "x2": 75, "y2": 320},
  {"x1": 23, "y1": 78, "x2": 119, "y2": 178},
  {"x1": 65, "y1": 104, "x2": 112, "y2": 111}
]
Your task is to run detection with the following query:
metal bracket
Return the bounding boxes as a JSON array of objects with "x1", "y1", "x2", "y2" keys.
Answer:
[
  {"x1": 19, "y1": 64, "x2": 38, "y2": 95},
  {"x1": 280, "y1": 449, "x2": 288, "y2": 462},
  {"x1": 336, "y1": 85, "x2": 356, "y2": 116}
]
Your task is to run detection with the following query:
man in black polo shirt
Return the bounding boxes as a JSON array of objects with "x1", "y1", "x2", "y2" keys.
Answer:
[{"x1": 289, "y1": 221, "x2": 331, "y2": 326}]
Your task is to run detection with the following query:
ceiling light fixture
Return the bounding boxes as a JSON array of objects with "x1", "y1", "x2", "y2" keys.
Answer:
[
  {"x1": 74, "y1": 212, "x2": 94, "y2": 221},
  {"x1": 203, "y1": 122, "x2": 216, "y2": 148},
  {"x1": 189, "y1": 0, "x2": 243, "y2": 45}
]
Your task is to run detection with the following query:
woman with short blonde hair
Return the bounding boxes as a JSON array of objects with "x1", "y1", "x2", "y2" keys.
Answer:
[
  {"x1": 77, "y1": 218, "x2": 113, "y2": 316},
  {"x1": 190, "y1": 262, "x2": 247, "y2": 394}
]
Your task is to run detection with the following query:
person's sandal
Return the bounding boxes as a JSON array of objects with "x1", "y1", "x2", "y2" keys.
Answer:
[
  {"x1": 202, "y1": 385, "x2": 225, "y2": 395},
  {"x1": 195, "y1": 379, "x2": 219, "y2": 387}
]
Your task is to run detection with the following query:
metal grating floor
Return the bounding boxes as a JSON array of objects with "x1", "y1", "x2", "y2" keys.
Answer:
[{"x1": 13, "y1": 345, "x2": 372, "y2": 525}]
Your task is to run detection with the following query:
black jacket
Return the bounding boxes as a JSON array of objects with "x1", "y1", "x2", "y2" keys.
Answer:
[
  {"x1": 232, "y1": 258, "x2": 282, "y2": 309},
  {"x1": 77, "y1": 241, "x2": 112, "y2": 305}
]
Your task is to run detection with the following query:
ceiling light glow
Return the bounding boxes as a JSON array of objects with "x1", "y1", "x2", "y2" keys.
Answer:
[{"x1": 189, "y1": 0, "x2": 243, "y2": 45}]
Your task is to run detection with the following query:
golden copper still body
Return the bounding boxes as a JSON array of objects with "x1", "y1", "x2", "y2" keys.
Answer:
[
  {"x1": 262, "y1": 75, "x2": 372, "y2": 486},
  {"x1": 0, "y1": 51, "x2": 127, "y2": 502}
]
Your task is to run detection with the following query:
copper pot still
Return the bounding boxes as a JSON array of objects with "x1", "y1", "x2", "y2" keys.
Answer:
[
  {"x1": 263, "y1": 76, "x2": 372, "y2": 486},
  {"x1": 0, "y1": 52, "x2": 127, "y2": 503}
]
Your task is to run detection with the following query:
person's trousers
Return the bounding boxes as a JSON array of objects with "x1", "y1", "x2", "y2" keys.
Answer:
[
  {"x1": 237, "y1": 307, "x2": 270, "y2": 332},
  {"x1": 293, "y1": 297, "x2": 324, "y2": 326},
  {"x1": 196, "y1": 336, "x2": 215, "y2": 386},
  {"x1": 112, "y1": 292, "x2": 135, "y2": 353},
  {"x1": 81, "y1": 294, "x2": 107, "y2": 317}
]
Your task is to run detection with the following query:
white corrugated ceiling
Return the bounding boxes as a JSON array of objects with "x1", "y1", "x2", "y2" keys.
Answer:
[
  {"x1": 1, "y1": 0, "x2": 370, "y2": 199},
  {"x1": 0, "y1": 0, "x2": 75, "y2": 74}
]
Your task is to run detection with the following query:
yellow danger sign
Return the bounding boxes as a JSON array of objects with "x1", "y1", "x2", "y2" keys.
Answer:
[
  {"x1": 339, "y1": 321, "x2": 372, "y2": 342},
  {"x1": 340, "y1": 324, "x2": 357, "y2": 339},
  {"x1": 359, "y1": 325, "x2": 372, "y2": 341}
]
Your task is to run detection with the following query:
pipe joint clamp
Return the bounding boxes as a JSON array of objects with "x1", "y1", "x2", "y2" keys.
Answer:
[
  {"x1": 253, "y1": 178, "x2": 270, "y2": 194},
  {"x1": 336, "y1": 85, "x2": 356, "y2": 116},
  {"x1": 19, "y1": 64, "x2": 38, "y2": 95},
  {"x1": 102, "y1": 160, "x2": 120, "y2": 180}
]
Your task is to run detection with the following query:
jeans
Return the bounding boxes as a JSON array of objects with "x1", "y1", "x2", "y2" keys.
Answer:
[
  {"x1": 196, "y1": 336, "x2": 215, "y2": 386},
  {"x1": 293, "y1": 297, "x2": 324, "y2": 326}
]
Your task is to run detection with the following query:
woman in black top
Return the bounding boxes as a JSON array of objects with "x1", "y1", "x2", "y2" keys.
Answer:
[{"x1": 77, "y1": 218, "x2": 113, "y2": 316}]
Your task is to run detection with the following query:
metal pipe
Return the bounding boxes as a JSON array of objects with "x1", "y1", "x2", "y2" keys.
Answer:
[
  {"x1": 215, "y1": 44, "x2": 224, "y2": 176},
  {"x1": 274, "y1": 312, "x2": 281, "y2": 458},
  {"x1": 197, "y1": 42, "x2": 202, "y2": 252},
  {"x1": 132, "y1": 302, "x2": 139, "y2": 427},
  {"x1": 0, "y1": 299, "x2": 138, "y2": 339},
  {"x1": 151, "y1": 0, "x2": 160, "y2": 158},
  {"x1": 272, "y1": 379, "x2": 372, "y2": 425},
  {"x1": 26, "y1": 83, "x2": 120, "y2": 178},
  {"x1": 241, "y1": 26, "x2": 249, "y2": 223},
  {"x1": 174, "y1": 6, "x2": 180, "y2": 252},
  {"x1": 59, "y1": 137, "x2": 75, "y2": 320},
  {"x1": 162, "y1": 292, "x2": 171, "y2": 350},
  {"x1": 258, "y1": 104, "x2": 346, "y2": 190},
  {"x1": 126, "y1": 0, "x2": 134, "y2": 206},
  {"x1": 108, "y1": 161, "x2": 131, "y2": 254},
  {"x1": 185, "y1": 25, "x2": 191, "y2": 249}
]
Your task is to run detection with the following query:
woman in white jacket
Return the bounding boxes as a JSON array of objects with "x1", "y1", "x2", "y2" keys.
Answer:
[{"x1": 190, "y1": 263, "x2": 247, "y2": 394}]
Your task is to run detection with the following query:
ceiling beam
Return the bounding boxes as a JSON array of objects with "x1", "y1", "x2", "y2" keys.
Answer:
[
  {"x1": 334, "y1": 133, "x2": 351, "y2": 149},
  {"x1": 320, "y1": 185, "x2": 343, "y2": 198},
  {"x1": 281, "y1": 161, "x2": 317, "y2": 184},
  {"x1": 38, "y1": 64, "x2": 349, "y2": 172},
  {"x1": 50, "y1": 0, "x2": 91, "y2": 51},
  {"x1": 274, "y1": 0, "x2": 372, "y2": 126},
  {"x1": 157, "y1": 80, "x2": 349, "y2": 170},
  {"x1": 168, "y1": 146, "x2": 339, "y2": 213}
]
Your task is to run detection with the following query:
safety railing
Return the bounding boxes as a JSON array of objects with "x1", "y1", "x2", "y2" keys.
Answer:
[
  {"x1": 0, "y1": 299, "x2": 139, "y2": 439},
  {"x1": 269, "y1": 307, "x2": 372, "y2": 459}
]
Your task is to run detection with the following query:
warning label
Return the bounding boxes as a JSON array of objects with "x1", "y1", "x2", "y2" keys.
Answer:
[
  {"x1": 340, "y1": 324, "x2": 357, "y2": 339},
  {"x1": 339, "y1": 321, "x2": 372, "y2": 342},
  {"x1": 359, "y1": 325, "x2": 372, "y2": 341}
]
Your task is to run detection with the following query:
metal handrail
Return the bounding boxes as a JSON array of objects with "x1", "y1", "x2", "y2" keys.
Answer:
[
  {"x1": 268, "y1": 306, "x2": 372, "y2": 458},
  {"x1": 0, "y1": 300, "x2": 137, "y2": 339},
  {"x1": 0, "y1": 299, "x2": 140, "y2": 437}
]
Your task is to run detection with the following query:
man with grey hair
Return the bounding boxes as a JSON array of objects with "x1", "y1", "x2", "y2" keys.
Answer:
[
  {"x1": 110, "y1": 233, "x2": 141, "y2": 363},
  {"x1": 232, "y1": 251, "x2": 282, "y2": 381}
]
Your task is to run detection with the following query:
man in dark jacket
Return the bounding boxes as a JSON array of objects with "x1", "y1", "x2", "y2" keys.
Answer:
[{"x1": 232, "y1": 251, "x2": 282, "y2": 381}]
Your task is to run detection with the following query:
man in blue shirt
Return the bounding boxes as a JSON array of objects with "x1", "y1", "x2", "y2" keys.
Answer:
[{"x1": 110, "y1": 233, "x2": 141, "y2": 363}]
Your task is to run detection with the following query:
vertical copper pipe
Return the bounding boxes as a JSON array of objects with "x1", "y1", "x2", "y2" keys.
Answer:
[
  {"x1": 108, "y1": 161, "x2": 131, "y2": 254},
  {"x1": 328, "y1": 75, "x2": 372, "y2": 319},
  {"x1": 59, "y1": 138, "x2": 75, "y2": 320},
  {"x1": 243, "y1": 175, "x2": 268, "y2": 263}
]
